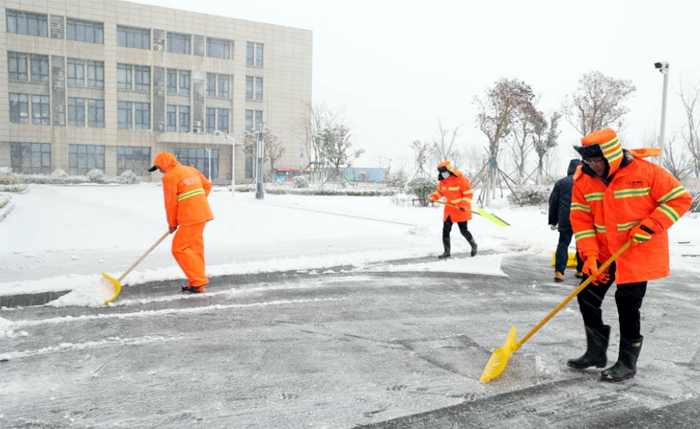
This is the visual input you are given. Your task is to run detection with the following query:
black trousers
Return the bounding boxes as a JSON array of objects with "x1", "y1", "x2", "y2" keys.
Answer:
[
  {"x1": 443, "y1": 216, "x2": 473, "y2": 246},
  {"x1": 577, "y1": 262, "x2": 647, "y2": 339},
  {"x1": 555, "y1": 229, "x2": 584, "y2": 273}
]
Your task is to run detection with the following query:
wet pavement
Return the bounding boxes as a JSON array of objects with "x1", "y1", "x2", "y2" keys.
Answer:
[{"x1": 1, "y1": 252, "x2": 699, "y2": 428}]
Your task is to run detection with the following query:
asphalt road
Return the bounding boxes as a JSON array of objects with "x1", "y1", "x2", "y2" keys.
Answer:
[{"x1": 1, "y1": 252, "x2": 699, "y2": 428}]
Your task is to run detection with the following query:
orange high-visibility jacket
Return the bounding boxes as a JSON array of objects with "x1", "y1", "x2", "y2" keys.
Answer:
[
  {"x1": 154, "y1": 152, "x2": 214, "y2": 228},
  {"x1": 429, "y1": 170, "x2": 473, "y2": 222},
  {"x1": 571, "y1": 153, "x2": 691, "y2": 284}
]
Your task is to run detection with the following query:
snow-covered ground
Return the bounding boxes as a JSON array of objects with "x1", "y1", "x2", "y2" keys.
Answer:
[{"x1": 1, "y1": 183, "x2": 699, "y2": 305}]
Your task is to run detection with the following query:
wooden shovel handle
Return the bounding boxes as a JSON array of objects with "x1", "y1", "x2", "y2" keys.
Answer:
[
  {"x1": 118, "y1": 231, "x2": 171, "y2": 282},
  {"x1": 515, "y1": 239, "x2": 633, "y2": 350}
]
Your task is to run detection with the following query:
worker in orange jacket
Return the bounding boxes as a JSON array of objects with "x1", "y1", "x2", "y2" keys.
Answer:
[
  {"x1": 428, "y1": 161, "x2": 478, "y2": 258},
  {"x1": 568, "y1": 128, "x2": 691, "y2": 382},
  {"x1": 149, "y1": 152, "x2": 214, "y2": 293}
]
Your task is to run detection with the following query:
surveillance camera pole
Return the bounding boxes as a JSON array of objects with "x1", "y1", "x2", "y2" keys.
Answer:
[
  {"x1": 255, "y1": 122, "x2": 266, "y2": 200},
  {"x1": 657, "y1": 62, "x2": 670, "y2": 167}
]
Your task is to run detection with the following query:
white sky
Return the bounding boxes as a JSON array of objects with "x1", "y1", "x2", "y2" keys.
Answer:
[{"x1": 138, "y1": 0, "x2": 700, "y2": 175}]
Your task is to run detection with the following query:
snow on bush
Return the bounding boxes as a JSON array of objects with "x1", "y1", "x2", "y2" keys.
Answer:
[
  {"x1": 0, "y1": 184, "x2": 27, "y2": 193},
  {"x1": 0, "y1": 171, "x2": 18, "y2": 185},
  {"x1": 390, "y1": 193, "x2": 415, "y2": 207},
  {"x1": 508, "y1": 184, "x2": 551, "y2": 206},
  {"x1": 51, "y1": 168, "x2": 69, "y2": 178},
  {"x1": 293, "y1": 175, "x2": 310, "y2": 188},
  {"x1": 234, "y1": 183, "x2": 396, "y2": 196},
  {"x1": 0, "y1": 193, "x2": 10, "y2": 210},
  {"x1": 87, "y1": 169, "x2": 105, "y2": 183},
  {"x1": 116, "y1": 170, "x2": 140, "y2": 185},
  {"x1": 407, "y1": 177, "x2": 438, "y2": 207},
  {"x1": 384, "y1": 171, "x2": 408, "y2": 188}
]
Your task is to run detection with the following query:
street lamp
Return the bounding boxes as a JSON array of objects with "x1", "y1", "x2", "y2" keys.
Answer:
[
  {"x1": 255, "y1": 121, "x2": 266, "y2": 200},
  {"x1": 225, "y1": 135, "x2": 235, "y2": 196},
  {"x1": 655, "y1": 61, "x2": 670, "y2": 166}
]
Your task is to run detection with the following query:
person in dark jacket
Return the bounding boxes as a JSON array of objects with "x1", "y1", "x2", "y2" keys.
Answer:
[{"x1": 548, "y1": 159, "x2": 584, "y2": 282}]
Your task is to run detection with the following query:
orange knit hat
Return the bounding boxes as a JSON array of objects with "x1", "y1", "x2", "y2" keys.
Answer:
[{"x1": 579, "y1": 128, "x2": 624, "y2": 176}]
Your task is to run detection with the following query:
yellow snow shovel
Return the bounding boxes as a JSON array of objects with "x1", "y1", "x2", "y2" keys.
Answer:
[
  {"x1": 435, "y1": 201, "x2": 510, "y2": 227},
  {"x1": 479, "y1": 239, "x2": 632, "y2": 382},
  {"x1": 102, "y1": 231, "x2": 171, "y2": 305}
]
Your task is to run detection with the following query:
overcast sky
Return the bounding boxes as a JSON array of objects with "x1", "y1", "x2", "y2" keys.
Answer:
[{"x1": 140, "y1": 0, "x2": 700, "y2": 175}]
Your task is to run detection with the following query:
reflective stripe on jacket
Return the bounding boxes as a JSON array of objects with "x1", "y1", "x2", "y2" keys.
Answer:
[
  {"x1": 570, "y1": 153, "x2": 691, "y2": 284},
  {"x1": 429, "y1": 171, "x2": 473, "y2": 222},
  {"x1": 154, "y1": 152, "x2": 214, "y2": 228}
]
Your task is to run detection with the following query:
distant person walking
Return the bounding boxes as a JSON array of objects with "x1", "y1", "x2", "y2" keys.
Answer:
[
  {"x1": 568, "y1": 128, "x2": 691, "y2": 382},
  {"x1": 548, "y1": 159, "x2": 584, "y2": 282},
  {"x1": 149, "y1": 152, "x2": 214, "y2": 293},
  {"x1": 428, "y1": 161, "x2": 478, "y2": 259}
]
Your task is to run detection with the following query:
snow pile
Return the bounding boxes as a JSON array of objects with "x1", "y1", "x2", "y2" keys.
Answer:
[
  {"x1": 0, "y1": 316, "x2": 27, "y2": 339},
  {"x1": 46, "y1": 276, "x2": 118, "y2": 307}
]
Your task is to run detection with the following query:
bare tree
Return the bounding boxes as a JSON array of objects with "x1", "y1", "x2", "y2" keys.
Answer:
[
  {"x1": 411, "y1": 140, "x2": 434, "y2": 178},
  {"x1": 321, "y1": 125, "x2": 364, "y2": 182},
  {"x1": 432, "y1": 120, "x2": 461, "y2": 162},
  {"x1": 475, "y1": 78, "x2": 536, "y2": 205},
  {"x1": 533, "y1": 112, "x2": 561, "y2": 184},
  {"x1": 296, "y1": 103, "x2": 342, "y2": 182},
  {"x1": 509, "y1": 99, "x2": 545, "y2": 184},
  {"x1": 679, "y1": 81, "x2": 700, "y2": 177},
  {"x1": 563, "y1": 71, "x2": 637, "y2": 136}
]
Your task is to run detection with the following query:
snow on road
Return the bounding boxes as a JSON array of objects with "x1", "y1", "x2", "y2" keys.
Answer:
[{"x1": 1, "y1": 183, "x2": 699, "y2": 304}]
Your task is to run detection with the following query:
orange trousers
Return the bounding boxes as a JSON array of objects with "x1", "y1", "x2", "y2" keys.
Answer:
[{"x1": 172, "y1": 222, "x2": 208, "y2": 287}]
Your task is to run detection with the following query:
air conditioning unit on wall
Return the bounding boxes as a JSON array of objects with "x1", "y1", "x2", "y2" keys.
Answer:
[
  {"x1": 153, "y1": 44, "x2": 163, "y2": 51},
  {"x1": 192, "y1": 127, "x2": 203, "y2": 134}
]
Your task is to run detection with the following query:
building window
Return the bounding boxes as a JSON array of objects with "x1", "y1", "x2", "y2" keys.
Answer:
[
  {"x1": 245, "y1": 109, "x2": 263, "y2": 131},
  {"x1": 118, "y1": 101, "x2": 132, "y2": 129},
  {"x1": 11, "y1": 142, "x2": 51, "y2": 174},
  {"x1": 167, "y1": 32, "x2": 191, "y2": 55},
  {"x1": 68, "y1": 97, "x2": 86, "y2": 127},
  {"x1": 134, "y1": 102, "x2": 150, "y2": 130},
  {"x1": 174, "y1": 148, "x2": 219, "y2": 179},
  {"x1": 217, "y1": 109, "x2": 229, "y2": 133},
  {"x1": 117, "y1": 64, "x2": 132, "y2": 89},
  {"x1": 31, "y1": 95, "x2": 50, "y2": 125},
  {"x1": 88, "y1": 99, "x2": 105, "y2": 128},
  {"x1": 246, "y1": 76, "x2": 263, "y2": 101},
  {"x1": 30, "y1": 55, "x2": 49, "y2": 82},
  {"x1": 218, "y1": 75, "x2": 230, "y2": 98},
  {"x1": 167, "y1": 69, "x2": 177, "y2": 94},
  {"x1": 6, "y1": 10, "x2": 48, "y2": 37},
  {"x1": 207, "y1": 73, "x2": 216, "y2": 97},
  {"x1": 117, "y1": 26, "x2": 150, "y2": 50},
  {"x1": 67, "y1": 59, "x2": 85, "y2": 86},
  {"x1": 246, "y1": 42, "x2": 264, "y2": 67},
  {"x1": 69, "y1": 144, "x2": 105, "y2": 175},
  {"x1": 9, "y1": 93, "x2": 29, "y2": 124},
  {"x1": 179, "y1": 106, "x2": 190, "y2": 133},
  {"x1": 206, "y1": 108, "x2": 216, "y2": 133},
  {"x1": 117, "y1": 146, "x2": 151, "y2": 176},
  {"x1": 8, "y1": 52, "x2": 28, "y2": 80},
  {"x1": 134, "y1": 66, "x2": 150, "y2": 91},
  {"x1": 179, "y1": 71, "x2": 190, "y2": 95},
  {"x1": 87, "y1": 61, "x2": 104, "y2": 88},
  {"x1": 167, "y1": 105, "x2": 177, "y2": 132},
  {"x1": 207, "y1": 38, "x2": 230, "y2": 59},
  {"x1": 66, "y1": 18, "x2": 103, "y2": 44}
]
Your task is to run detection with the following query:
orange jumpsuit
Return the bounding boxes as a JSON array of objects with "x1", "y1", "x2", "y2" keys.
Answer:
[
  {"x1": 153, "y1": 152, "x2": 214, "y2": 288},
  {"x1": 428, "y1": 162, "x2": 473, "y2": 222}
]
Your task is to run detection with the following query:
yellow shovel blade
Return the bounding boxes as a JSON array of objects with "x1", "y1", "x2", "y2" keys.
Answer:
[
  {"x1": 102, "y1": 273, "x2": 122, "y2": 305},
  {"x1": 479, "y1": 325, "x2": 518, "y2": 383},
  {"x1": 474, "y1": 208, "x2": 510, "y2": 227}
]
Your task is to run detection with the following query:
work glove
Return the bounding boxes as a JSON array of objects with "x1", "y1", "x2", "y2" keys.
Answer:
[
  {"x1": 628, "y1": 218, "x2": 656, "y2": 246},
  {"x1": 428, "y1": 193, "x2": 439, "y2": 202},
  {"x1": 550, "y1": 224, "x2": 557, "y2": 231},
  {"x1": 169, "y1": 225, "x2": 178, "y2": 234},
  {"x1": 581, "y1": 251, "x2": 609, "y2": 285}
]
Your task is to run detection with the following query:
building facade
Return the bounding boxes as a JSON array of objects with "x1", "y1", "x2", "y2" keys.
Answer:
[{"x1": 0, "y1": 0, "x2": 312, "y2": 184}]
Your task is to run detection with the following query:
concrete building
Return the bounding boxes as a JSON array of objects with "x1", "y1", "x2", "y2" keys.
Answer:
[{"x1": 0, "y1": 0, "x2": 312, "y2": 184}]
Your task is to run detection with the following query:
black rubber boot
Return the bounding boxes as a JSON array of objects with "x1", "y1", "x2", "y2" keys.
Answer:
[
  {"x1": 601, "y1": 337, "x2": 643, "y2": 382},
  {"x1": 567, "y1": 325, "x2": 610, "y2": 369},
  {"x1": 439, "y1": 237, "x2": 451, "y2": 259},
  {"x1": 468, "y1": 238, "x2": 478, "y2": 257}
]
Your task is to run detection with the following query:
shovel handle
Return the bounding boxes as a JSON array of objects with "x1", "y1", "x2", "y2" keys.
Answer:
[
  {"x1": 118, "y1": 231, "x2": 171, "y2": 282},
  {"x1": 515, "y1": 239, "x2": 633, "y2": 351},
  {"x1": 434, "y1": 200, "x2": 475, "y2": 215}
]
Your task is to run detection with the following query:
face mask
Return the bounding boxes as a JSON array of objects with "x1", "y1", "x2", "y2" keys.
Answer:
[{"x1": 441, "y1": 171, "x2": 450, "y2": 179}]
